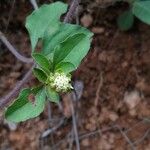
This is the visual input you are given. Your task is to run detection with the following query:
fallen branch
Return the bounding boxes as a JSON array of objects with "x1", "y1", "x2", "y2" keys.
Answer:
[
  {"x1": 5, "y1": 0, "x2": 16, "y2": 32},
  {"x1": 41, "y1": 117, "x2": 65, "y2": 138},
  {"x1": 94, "y1": 72, "x2": 103, "y2": 106},
  {"x1": 0, "y1": 65, "x2": 34, "y2": 109},
  {"x1": 70, "y1": 98, "x2": 80, "y2": 150},
  {"x1": 64, "y1": 0, "x2": 79, "y2": 23},
  {"x1": 133, "y1": 129, "x2": 150, "y2": 145},
  {"x1": 115, "y1": 125, "x2": 136, "y2": 150},
  {"x1": 0, "y1": 31, "x2": 33, "y2": 64},
  {"x1": 51, "y1": 125, "x2": 116, "y2": 149}
]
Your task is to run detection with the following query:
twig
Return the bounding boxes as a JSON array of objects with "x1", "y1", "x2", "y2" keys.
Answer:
[
  {"x1": 64, "y1": 0, "x2": 80, "y2": 23},
  {"x1": 143, "y1": 118, "x2": 150, "y2": 122},
  {"x1": 79, "y1": 126, "x2": 115, "y2": 140},
  {"x1": 41, "y1": 117, "x2": 65, "y2": 138},
  {"x1": 79, "y1": 129, "x2": 102, "y2": 140},
  {"x1": 0, "y1": 65, "x2": 34, "y2": 109},
  {"x1": 115, "y1": 125, "x2": 136, "y2": 150},
  {"x1": 57, "y1": 101, "x2": 63, "y2": 112},
  {"x1": 47, "y1": 101, "x2": 55, "y2": 147},
  {"x1": 80, "y1": 125, "x2": 136, "y2": 150},
  {"x1": 5, "y1": 0, "x2": 16, "y2": 33},
  {"x1": 70, "y1": 99, "x2": 80, "y2": 150},
  {"x1": 51, "y1": 125, "x2": 116, "y2": 149},
  {"x1": 75, "y1": 6, "x2": 80, "y2": 25},
  {"x1": 29, "y1": 0, "x2": 38, "y2": 10},
  {"x1": 68, "y1": 129, "x2": 74, "y2": 150},
  {"x1": 94, "y1": 72, "x2": 103, "y2": 106},
  {"x1": 125, "y1": 119, "x2": 145, "y2": 133},
  {"x1": 0, "y1": 31, "x2": 33, "y2": 64},
  {"x1": 51, "y1": 131, "x2": 72, "y2": 150},
  {"x1": 133, "y1": 129, "x2": 150, "y2": 145}
]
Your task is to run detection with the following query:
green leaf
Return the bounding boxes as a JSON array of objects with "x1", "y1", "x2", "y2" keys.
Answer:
[
  {"x1": 31, "y1": 85, "x2": 43, "y2": 94},
  {"x1": 5, "y1": 88, "x2": 46, "y2": 123},
  {"x1": 32, "y1": 53, "x2": 51, "y2": 74},
  {"x1": 33, "y1": 68, "x2": 47, "y2": 83},
  {"x1": 132, "y1": 1, "x2": 150, "y2": 25},
  {"x1": 45, "y1": 86, "x2": 59, "y2": 103},
  {"x1": 42, "y1": 23, "x2": 93, "y2": 56},
  {"x1": 25, "y1": 2, "x2": 68, "y2": 50},
  {"x1": 55, "y1": 62, "x2": 76, "y2": 73},
  {"x1": 53, "y1": 33, "x2": 86, "y2": 65},
  {"x1": 117, "y1": 10, "x2": 134, "y2": 31},
  {"x1": 62, "y1": 35, "x2": 92, "y2": 68}
]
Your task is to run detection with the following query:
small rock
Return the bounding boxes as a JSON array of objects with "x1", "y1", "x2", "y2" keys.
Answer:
[
  {"x1": 81, "y1": 14, "x2": 93, "y2": 27},
  {"x1": 92, "y1": 27, "x2": 105, "y2": 34},
  {"x1": 98, "y1": 51, "x2": 108, "y2": 62},
  {"x1": 108, "y1": 133, "x2": 115, "y2": 144},
  {"x1": 85, "y1": 123, "x2": 96, "y2": 131},
  {"x1": 108, "y1": 112, "x2": 119, "y2": 122},
  {"x1": 81, "y1": 138, "x2": 90, "y2": 147},
  {"x1": 121, "y1": 61, "x2": 128, "y2": 68},
  {"x1": 89, "y1": 117, "x2": 96, "y2": 125},
  {"x1": 124, "y1": 90, "x2": 141, "y2": 109},
  {"x1": 129, "y1": 109, "x2": 137, "y2": 117}
]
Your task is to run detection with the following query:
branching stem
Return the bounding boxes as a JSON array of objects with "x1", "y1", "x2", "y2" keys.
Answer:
[{"x1": 0, "y1": 31, "x2": 33, "y2": 63}]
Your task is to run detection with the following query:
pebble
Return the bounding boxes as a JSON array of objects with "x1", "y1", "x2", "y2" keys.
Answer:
[
  {"x1": 81, "y1": 14, "x2": 93, "y2": 27},
  {"x1": 108, "y1": 112, "x2": 119, "y2": 122},
  {"x1": 124, "y1": 90, "x2": 141, "y2": 109},
  {"x1": 92, "y1": 27, "x2": 105, "y2": 34},
  {"x1": 81, "y1": 138, "x2": 90, "y2": 147}
]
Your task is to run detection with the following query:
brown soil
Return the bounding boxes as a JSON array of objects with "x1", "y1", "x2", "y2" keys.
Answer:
[{"x1": 0, "y1": 1, "x2": 150, "y2": 150}]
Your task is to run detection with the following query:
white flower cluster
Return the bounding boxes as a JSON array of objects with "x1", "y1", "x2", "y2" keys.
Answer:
[{"x1": 48, "y1": 72, "x2": 73, "y2": 92}]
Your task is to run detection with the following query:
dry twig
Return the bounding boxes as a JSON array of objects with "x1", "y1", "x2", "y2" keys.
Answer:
[
  {"x1": 94, "y1": 72, "x2": 103, "y2": 106},
  {"x1": 70, "y1": 98, "x2": 80, "y2": 150},
  {"x1": 64, "y1": 0, "x2": 80, "y2": 23},
  {"x1": 115, "y1": 125, "x2": 136, "y2": 150},
  {"x1": 0, "y1": 31, "x2": 33, "y2": 63},
  {"x1": 29, "y1": 0, "x2": 38, "y2": 10},
  {"x1": 133, "y1": 129, "x2": 150, "y2": 145},
  {"x1": 0, "y1": 65, "x2": 34, "y2": 109},
  {"x1": 41, "y1": 117, "x2": 65, "y2": 138},
  {"x1": 68, "y1": 129, "x2": 74, "y2": 150},
  {"x1": 5, "y1": 0, "x2": 16, "y2": 32}
]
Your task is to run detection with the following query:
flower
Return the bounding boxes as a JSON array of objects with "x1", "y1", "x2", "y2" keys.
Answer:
[{"x1": 47, "y1": 72, "x2": 73, "y2": 92}]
